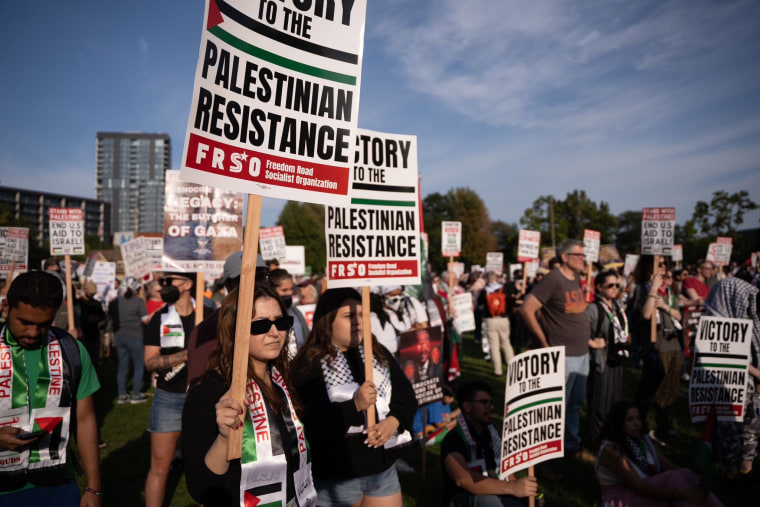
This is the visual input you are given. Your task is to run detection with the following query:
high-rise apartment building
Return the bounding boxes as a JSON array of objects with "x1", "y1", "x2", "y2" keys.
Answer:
[{"x1": 96, "y1": 132, "x2": 170, "y2": 237}]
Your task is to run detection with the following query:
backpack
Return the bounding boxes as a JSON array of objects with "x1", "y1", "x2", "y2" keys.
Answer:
[{"x1": 486, "y1": 290, "x2": 507, "y2": 317}]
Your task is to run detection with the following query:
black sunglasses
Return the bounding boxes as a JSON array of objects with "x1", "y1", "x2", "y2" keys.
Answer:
[
  {"x1": 604, "y1": 283, "x2": 620, "y2": 289},
  {"x1": 159, "y1": 276, "x2": 190, "y2": 286},
  {"x1": 471, "y1": 398, "x2": 494, "y2": 406},
  {"x1": 250, "y1": 315, "x2": 293, "y2": 335}
]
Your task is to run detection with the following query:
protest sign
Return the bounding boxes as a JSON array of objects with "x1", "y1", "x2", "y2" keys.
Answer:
[
  {"x1": 451, "y1": 261, "x2": 465, "y2": 280},
  {"x1": 49, "y1": 208, "x2": 85, "y2": 256},
  {"x1": 706, "y1": 243, "x2": 718, "y2": 263},
  {"x1": 501, "y1": 347, "x2": 565, "y2": 476},
  {"x1": 259, "y1": 226, "x2": 286, "y2": 261},
  {"x1": 113, "y1": 231, "x2": 135, "y2": 246},
  {"x1": 715, "y1": 237, "x2": 732, "y2": 265},
  {"x1": 0, "y1": 227, "x2": 29, "y2": 276},
  {"x1": 326, "y1": 129, "x2": 420, "y2": 287},
  {"x1": 281, "y1": 245, "x2": 306, "y2": 275},
  {"x1": 486, "y1": 252, "x2": 504, "y2": 275},
  {"x1": 641, "y1": 207, "x2": 675, "y2": 256},
  {"x1": 162, "y1": 170, "x2": 244, "y2": 277},
  {"x1": 525, "y1": 260, "x2": 539, "y2": 279},
  {"x1": 293, "y1": 303, "x2": 315, "y2": 330},
  {"x1": 91, "y1": 261, "x2": 116, "y2": 298},
  {"x1": 682, "y1": 305, "x2": 704, "y2": 354},
  {"x1": 540, "y1": 247, "x2": 555, "y2": 268},
  {"x1": 623, "y1": 254, "x2": 639, "y2": 277},
  {"x1": 672, "y1": 244, "x2": 683, "y2": 263},
  {"x1": 143, "y1": 236, "x2": 164, "y2": 272},
  {"x1": 452, "y1": 293, "x2": 475, "y2": 334},
  {"x1": 517, "y1": 230, "x2": 540, "y2": 263},
  {"x1": 689, "y1": 316, "x2": 752, "y2": 422},
  {"x1": 599, "y1": 245, "x2": 622, "y2": 267},
  {"x1": 180, "y1": 0, "x2": 367, "y2": 207},
  {"x1": 583, "y1": 229, "x2": 600, "y2": 263},
  {"x1": 441, "y1": 221, "x2": 462, "y2": 258},
  {"x1": 120, "y1": 237, "x2": 153, "y2": 282},
  {"x1": 399, "y1": 327, "x2": 444, "y2": 407}
]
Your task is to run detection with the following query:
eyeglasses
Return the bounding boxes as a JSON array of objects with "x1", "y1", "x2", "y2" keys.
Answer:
[
  {"x1": 567, "y1": 253, "x2": 586, "y2": 258},
  {"x1": 470, "y1": 398, "x2": 494, "y2": 406},
  {"x1": 604, "y1": 283, "x2": 620, "y2": 289},
  {"x1": 159, "y1": 277, "x2": 189, "y2": 286},
  {"x1": 250, "y1": 315, "x2": 293, "y2": 335}
]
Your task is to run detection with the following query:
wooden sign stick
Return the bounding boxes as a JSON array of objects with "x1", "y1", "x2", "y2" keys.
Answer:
[
  {"x1": 529, "y1": 466, "x2": 535, "y2": 507},
  {"x1": 361, "y1": 286, "x2": 376, "y2": 426},
  {"x1": 651, "y1": 255, "x2": 659, "y2": 344},
  {"x1": 448, "y1": 256, "x2": 455, "y2": 316},
  {"x1": 64, "y1": 255, "x2": 74, "y2": 332},
  {"x1": 195, "y1": 271, "x2": 205, "y2": 325},
  {"x1": 586, "y1": 267, "x2": 592, "y2": 303},
  {"x1": 522, "y1": 264, "x2": 528, "y2": 292},
  {"x1": 227, "y1": 194, "x2": 263, "y2": 460},
  {"x1": 2, "y1": 262, "x2": 15, "y2": 295}
]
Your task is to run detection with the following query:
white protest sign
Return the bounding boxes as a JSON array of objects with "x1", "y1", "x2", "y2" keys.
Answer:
[
  {"x1": 259, "y1": 226, "x2": 287, "y2": 261},
  {"x1": 180, "y1": 0, "x2": 367, "y2": 207},
  {"x1": 623, "y1": 254, "x2": 639, "y2": 277},
  {"x1": 451, "y1": 261, "x2": 465, "y2": 280},
  {"x1": 49, "y1": 208, "x2": 85, "y2": 256},
  {"x1": 91, "y1": 261, "x2": 116, "y2": 297},
  {"x1": 525, "y1": 260, "x2": 539, "y2": 279},
  {"x1": 441, "y1": 221, "x2": 462, "y2": 258},
  {"x1": 641, "y1": 207, "x2": 675, "y2": 256},
  {"x1": 706, "y1": 243, "x2": 718, "y2": 263},
  {"x1": 281, "y1": 245, "x2": 306, "y2": 276},
  {"x1": 517, "y1": 230, "x2": 540, "y2": 263},
  {"x1": 120, "y1": 237, "x2": 153, "y2": 282},
  {"x1": 583, "y1": 229, "x2": 601, "y2": 263},
  {"x1": 162, "y1": 171, "x2": 244, "y2": 277},
  {"x1": 0, "y1": 227, "x2": 29, "y2": 275},
  {"x1": 294, "y1": 303, "x2": 316, "y2": 330},
  {"x1": 501, "y1": 346, "x2": 565, "y2": 476},
  {"x1": 326, "y1": 129, "x2": 420, "y2": 288},
  {"x1": 715, "y1": 237, "x2": 733, "y2": 264},
  {"x1": 688, "y1": 316, "x2": 752, "y2": 423},
  {"x1": 113, "y1": 231, "x2": 135, "y2": 246},
  {"x1": 486, "y1": 252, "x2": 504, "y2": 275},
  {"x1": 143, "y1": 236, "x2": 164, "y2": 272},
  {"x1": 452, "y1": 293, "x2": 475, "y2": 334},
  {"x1": 671, "y1": 244, "x2": 683, "y2": 263}
]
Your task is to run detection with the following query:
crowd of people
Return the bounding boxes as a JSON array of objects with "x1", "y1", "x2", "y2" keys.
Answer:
[{"x1": 0, "y1": 243, "x2": 757, "y2": 506}]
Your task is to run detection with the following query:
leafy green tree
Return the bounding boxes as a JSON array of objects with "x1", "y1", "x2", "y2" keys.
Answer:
[
  {"x1": 422, "y1": 192, "x2": 456, "y2": 272},
  {"x1": 614, "y1": 210, "x2": 642, "y2": 256},
  {"x1": 692, "y1": 190, "x2": 757, "y2": 236},
  {"x1": 491, "y1": 220, "x2": 519, "y2": 264},
  {"x1": 276, "y1": 201, "x2": 325, "y2": 274}
]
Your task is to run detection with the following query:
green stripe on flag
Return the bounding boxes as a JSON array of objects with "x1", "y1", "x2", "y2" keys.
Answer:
[
  {"x1": 209, "y1": 26, "x2": 357, "y2": 85},
  {"x1": 350, "y1": 199, "x2": 417, "y2": 207},
  {"x1": 506, "y1": 397, "x2": 563, "y2": 417},
  {"x1": 696, "y1": 363, "x2": 746, "y2": 369},
  {"x1": 258, "y1": 502, "x2": 282, "y2": 507}
]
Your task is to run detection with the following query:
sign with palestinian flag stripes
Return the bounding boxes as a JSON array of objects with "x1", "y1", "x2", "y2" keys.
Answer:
[
  {"x1": 501, "y1": 347, "x2": 565, "y2": 476},
  {"x1": 689, "y1": 316, "x2": 752, "y2": 423},
  {"x1": 181, "y1": 0, "x2": 367, "y2": 207},
  {"x1": 325, "y1": 129, "x2": 420, "y2": 288},
  {"x1": 48, "y1": 208, "x2": 85, "y2": 256}
]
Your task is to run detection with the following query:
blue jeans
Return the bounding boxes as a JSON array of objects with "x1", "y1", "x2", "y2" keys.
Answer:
[
  {"x1": 115, "y1": 333, "x2": 144, "y2": 397},
  {"x1": 565, "y1": 353, "x2": 589, "y2": 452}
]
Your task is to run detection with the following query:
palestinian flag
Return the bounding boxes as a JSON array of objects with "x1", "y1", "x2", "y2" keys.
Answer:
[{"x1": 425, "y1": 426, "x2": 449, "y2": 447}]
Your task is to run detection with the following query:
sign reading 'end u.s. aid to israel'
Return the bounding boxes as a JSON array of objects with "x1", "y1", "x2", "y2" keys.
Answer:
[{"x1": 181, "y1": 0, "x2": 367, "y2": 207}]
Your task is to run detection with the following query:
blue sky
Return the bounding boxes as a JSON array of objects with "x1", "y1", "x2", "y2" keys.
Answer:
[{"x1": 1, "y1": 0, "x2": 759, "y2": 234}]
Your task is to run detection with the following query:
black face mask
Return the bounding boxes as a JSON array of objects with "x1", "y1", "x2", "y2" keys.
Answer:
[
  {"x1": 281, "y1": 295, "x2": 293, "y2": 309},
  {"x1": 160, "y1": 285, "x2": 180, "y2": 305}
]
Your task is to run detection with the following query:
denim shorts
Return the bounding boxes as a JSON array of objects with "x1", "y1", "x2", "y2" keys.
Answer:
[
  {"x1": 148, "y1": 388, "x2": 185, "y2": 433},
  {"x1": 314, "y1": 465, "x2": 400, "y2": 506}
]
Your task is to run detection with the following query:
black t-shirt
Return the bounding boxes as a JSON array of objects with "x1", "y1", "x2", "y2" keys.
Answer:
[
  {"x1": 440, "y1": 422, "x2": 498, "y2": 503},
  {"x1": 144, "y1": 306, "x2": 196, "y2": 393}
]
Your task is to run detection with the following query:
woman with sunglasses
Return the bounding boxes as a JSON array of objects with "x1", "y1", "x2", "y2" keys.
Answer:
[
  {"x1": 183, "y1": 285, "x2": 317, "y2": 506},
  {"x1": 292, "y1": 288, "x2": 417, "y2": 507},
  {"x1": 586, "y1": 269, "x2": 630, "y2": 445}
]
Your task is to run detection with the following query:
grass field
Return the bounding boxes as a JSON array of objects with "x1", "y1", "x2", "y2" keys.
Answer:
[{"x1": 77, "y1": 336, "x2": 758, "y2": 506}]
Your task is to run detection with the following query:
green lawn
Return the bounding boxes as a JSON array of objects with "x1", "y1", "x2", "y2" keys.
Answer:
[{"x1": 78, "y1": 336, "x2": 758, "y2": 506}]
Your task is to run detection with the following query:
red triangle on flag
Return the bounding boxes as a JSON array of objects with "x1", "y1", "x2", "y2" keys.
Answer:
[
  {"x1": 244, "y1": 490, "x2": 260, "y2": 507},
  {"x1": 207, "y1": 0, "x2": 224, "y2": 30},
  {"x1": 162, "y1": 326, "x2": 171, "y2": 335},
  {"x1": 34, "y1": 417, "x2": 63, "y2": 433}
]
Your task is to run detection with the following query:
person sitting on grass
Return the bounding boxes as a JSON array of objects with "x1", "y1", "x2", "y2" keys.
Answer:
[
  {"x1": 595, "y1": 400, "x2": 724, "y2": 506},
  {"x1": 441, "y1": 380, "x2": 538, "y2": 506}
]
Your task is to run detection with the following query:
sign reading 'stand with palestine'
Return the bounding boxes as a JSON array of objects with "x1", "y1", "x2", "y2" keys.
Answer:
[
  {"x1": 181, "y1": 0, "x2": 367, "y2": 207},
  {"x1": 641, "y1": 207, "x2": 675, "y2": 256},
  {"x1": 326, "y1": 129, "x2": 420, "y2": 288},
  {"x1": 689, "y1": 316, "x2": 752, "y2": 423},
  {"x1": 49, "y1": 208, "x2": 85, "y2": 256},
  {"x1": 501, "y1": 347, "x2": 565, "y2": 476}
]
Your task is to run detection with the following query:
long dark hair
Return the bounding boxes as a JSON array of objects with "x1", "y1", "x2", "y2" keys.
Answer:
[
  {"x1": 210, "y1": 284, "x2": 295, "y2": 415},
  {"x1": 294, "y1": 288, "x2": 386, "y2": 376},
  {"x1": 598, "y1": 400, "x2": 649, "y2": 460}
]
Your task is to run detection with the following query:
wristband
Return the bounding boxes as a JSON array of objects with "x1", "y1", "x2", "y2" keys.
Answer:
[
  {"x1": 648, "y1": 295, "x2": 657, "y2": 299},
  {"x1": 85, "y1": 486, "x2": 103, "y2": 497}
]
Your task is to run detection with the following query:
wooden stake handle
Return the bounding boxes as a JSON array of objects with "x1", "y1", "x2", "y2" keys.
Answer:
[
  {"x1": 195, "y1": 271, "x2": 205, "y2": 325},
  {"x1": 362, "y1": 286, "x2": 375, "y2": 426},
  {"x1": 529, "y1": 466, "x2": 535, "y2": 507},
  {"x1": 651, "y1": 255, "x2": 659, "y2": 344},
  {"x1": 227, "y1": 195, "x2": 263, "y2": 460},
  {"x1": 64, "y1": 256, "x2": 74, "y2": 332}
]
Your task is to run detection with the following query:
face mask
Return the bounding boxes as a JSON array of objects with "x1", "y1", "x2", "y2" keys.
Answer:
[
  {"x1": 281, "y1": 295, "x2": 293, "y2": 309},
  {"x1": 160, "y1": 285, "x2": 180, "y2": 305},
  {"x1": 385, "y1": 295, "x2": 403, "y2": 312}
]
